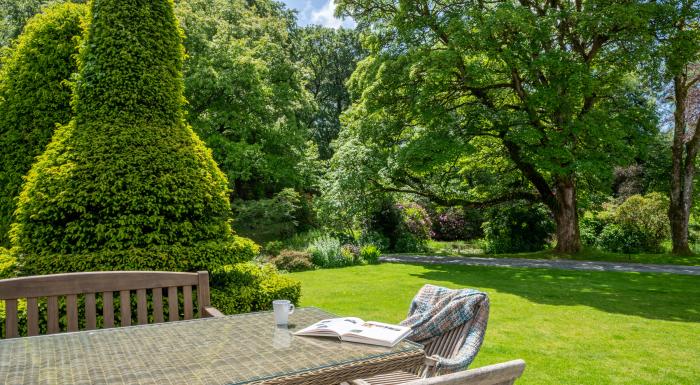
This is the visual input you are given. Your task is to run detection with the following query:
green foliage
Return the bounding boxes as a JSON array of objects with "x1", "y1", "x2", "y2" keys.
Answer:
[
  {"x1": 209, "y1": 262, "x2": 301, "y2": 314},
  {"x1": 616, "y1": 193, "x2": 670, "y2": 246},
  {"x1": 296, "y1": 26, "x2": 366, "y2": 159},
  {"x1": 359, "y1": 231, "x2": 390, "y2": 252},
  {"x1": 177, "y1": 0, "x2": 315, "y2": 200},
  {"x1": 233, "y1": 188, "x2": 301, "y2": 243},
  {"x1": 430, "y1": 207, "x2": 484, "y2": 241},
  {"x1": 0, "y1": 247, "x2": 16, "y2": 278},
  {"x1": 579, "y1": 213, "x2": 607, "y2": 246},
  {"x1": 335, "y1": 0, "x2": 659, "y2": 252},
  {"x1": 588, "y1": 193, "x2": 670, "y2": 253},
  {"x1": 263, "y1": 241, "x2": 285, "y2": 257},
  {"x1": 341, "y1": 243, "x2": 361, "y2": 265},
  {"x1": 0, "y1": 2, "x2": 86, "y2": 246},
  {"x1": 10, "y1": 0, "x2": 253, "y2": 273},
  {"x1": 483, "y1": 204, "x2": 555, "y2": 253},
  {"x1": 364, "y1": 200, "x2": 431, "y2": 252},
  {"x1": 15, "y1": 236, "x2": 259, "y2": 276},
  {"x1": 307, "y1": 235, "x2": 345, "y2": 268},
  {"x1": 270, "y1": 250, "x2": 315, "y2": 272},
  {"x1": 359, "y1": 244, "x2": 380, "y2": 264},
  {"x1": 596, "y1": 224, "x2": 646, "y2": 254}
]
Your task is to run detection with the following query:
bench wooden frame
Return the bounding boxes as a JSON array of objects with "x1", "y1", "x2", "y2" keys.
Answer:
[{"x1": 0, "y1": 271, "x2": 221, "y2": 338}]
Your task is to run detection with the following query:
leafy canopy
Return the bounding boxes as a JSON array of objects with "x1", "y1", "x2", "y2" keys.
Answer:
[{"x1": 177, "y1": 0, "x2": 315, "y2": 199}]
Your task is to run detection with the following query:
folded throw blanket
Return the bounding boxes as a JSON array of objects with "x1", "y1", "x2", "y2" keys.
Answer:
[{"x1": 399, "y1": 284, "x2": 489, "y2": 373}]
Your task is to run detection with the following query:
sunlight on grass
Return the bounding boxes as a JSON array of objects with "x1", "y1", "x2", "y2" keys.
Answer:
[{"x1": 290, "y1": 264, "x2": 700, "y2": 385}]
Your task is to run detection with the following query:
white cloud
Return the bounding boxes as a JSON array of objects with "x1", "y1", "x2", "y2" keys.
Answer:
[{"x1": 310, "y1": 0, "x2": 351, "y2": 29}]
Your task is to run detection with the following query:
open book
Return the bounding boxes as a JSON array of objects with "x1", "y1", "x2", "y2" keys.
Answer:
[{"x1": 294, "y1": 317, "x2": 412, "y2": 347}]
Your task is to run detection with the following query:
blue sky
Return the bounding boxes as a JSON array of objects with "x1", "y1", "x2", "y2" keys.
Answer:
[{"x1": 280, "y1": 0, "x2": 355, "y2": 28}]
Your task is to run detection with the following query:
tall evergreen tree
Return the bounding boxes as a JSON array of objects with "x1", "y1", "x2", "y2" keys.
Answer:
[
  {"x1": 11, "y1": 0, "x2": 256, "y2": 274},
  {"x1": 0, "y1": 3, "x2": 87, "y2": 246}
]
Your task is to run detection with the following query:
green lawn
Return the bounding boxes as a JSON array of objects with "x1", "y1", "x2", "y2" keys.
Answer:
[
  {"x1": 289, "y1": 263, "x2": 700, "y2": 385},
  {"x1": 416, "y1": 241, "x2": 700, "y2": 266}
]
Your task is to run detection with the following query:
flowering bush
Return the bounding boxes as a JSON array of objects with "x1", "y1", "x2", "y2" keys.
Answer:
[
  {"x1": 397, "y1": 202, "x2": 433, "y2": 240},
  {"x1": 431, "y1": 207, "x2": 484, "y2": 241}
]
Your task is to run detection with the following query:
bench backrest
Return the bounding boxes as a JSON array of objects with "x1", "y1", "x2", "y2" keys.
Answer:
[{"x1": 0, "y1": 271, "x2": 211, "y2": 338}]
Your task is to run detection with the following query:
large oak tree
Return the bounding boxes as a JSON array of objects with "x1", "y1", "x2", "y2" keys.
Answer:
[{"x1": 336, "y1": 0, "x2": 657, "y2": 252}]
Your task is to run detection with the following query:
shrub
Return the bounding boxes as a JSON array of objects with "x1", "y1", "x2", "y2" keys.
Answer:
[
  {"x1": 15, "y1": 236, "x2": 260, "y2": 276},
  {"x1": 579, "y1": 212, "x2": 608, "y2": 246},
  {"x1": 341, "y1": 244, "x2": 361, "y2": 265},
  {"x1": 232, "y1": 188, "x2": 302, "y2": 243},
  {"x1": 483, "y1": 203, "x2": 554, "y2": 253},
  {"x1": 359, "y1": 230, "x2": 390, "y2": 252},
  {"x1": 360, "y1": 244, "x2": 381, "y2": 264},
  {"x1": 10, "y1": 0, "x2": 253, "y2": 273},
  {"x1": 431, "y1": 207, "x2": 484, "y2": 241},
  {"x1": 0, "y1": 3, "x2": 87, "y2": 246},
  {"x1": 398, "y1": 202, "x2": 433, "y2": 240},
  {"x1": 209, "y1": 262, "x2": 301, "y2": 314},
  {"x1": 596, "y1": 223, "x2": 646, "y2": 254},
  {"x1": 0, "y1": 247, "x2": 16, "y2": 278},
  {"x1": 614, "y1": 193, "x2": 668, "y2": 252},
  {"x1": 586, "y1": 193, "x2": 669, "y2": 253},
  {"x1": 307, "y1": 235, "x2": 348, "y2": 267},
  {"x1": 365, "y1": 200, "x2": 432, "y2": 252},
  {"x1": 270, "y1": 250, "x2": 315, "y2": 272},
  {"x1": 263, "y1": 241, "x2": 284, "y2": 257}
]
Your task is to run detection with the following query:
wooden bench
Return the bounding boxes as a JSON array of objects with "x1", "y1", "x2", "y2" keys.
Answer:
[{"x1": 0, "y1": 271, "x2": 222, "y2": 338}]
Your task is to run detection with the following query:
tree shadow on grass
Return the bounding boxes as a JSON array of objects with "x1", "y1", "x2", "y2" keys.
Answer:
[{"x1": 408, "y1": 264, "x2": 700, "y2": 322}]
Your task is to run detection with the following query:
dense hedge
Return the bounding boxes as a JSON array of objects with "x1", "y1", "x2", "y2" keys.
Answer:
[
  {"x1": 210, "y1": 262, "x2": 302, "y2": 314},
  {"x1": 10, "y1": 0, "x2": 250, "y2": 273},
  {"x1": 0, "y1": 3, "x2": 87, "y2": 247},
  {"x1": 15, "y1": 236, "x2": 260, "y2": 276}
]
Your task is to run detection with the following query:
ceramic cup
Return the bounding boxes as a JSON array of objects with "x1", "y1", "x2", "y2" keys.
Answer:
[{"x1": 273, "y1": 299, "x2": 295, "y2": 325}]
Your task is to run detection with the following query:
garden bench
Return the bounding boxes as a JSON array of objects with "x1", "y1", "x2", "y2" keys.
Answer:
[{"x1": 0, "y1": 270, "x2": 222, "y2": 338}]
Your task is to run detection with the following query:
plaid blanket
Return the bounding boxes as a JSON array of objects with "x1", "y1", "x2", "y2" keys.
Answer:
[{"x1": 399, "y1": 284, "x2": 489, "y2": 373}]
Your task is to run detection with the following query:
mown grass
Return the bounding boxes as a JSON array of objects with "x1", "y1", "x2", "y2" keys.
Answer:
[
  {"x1": 289, "y1": 263, "x2": 700, "y2": 385},
  {"x1": 417, "y1": 241, "x2": 700, "y2": 266}
]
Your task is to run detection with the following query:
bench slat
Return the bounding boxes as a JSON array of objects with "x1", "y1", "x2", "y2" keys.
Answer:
[
  {"x1": 66, "y1": 294, "x2": 79, "y2": 332},
  {"x1": 183, "y1": 286, "x2": 193, "y2": 320},
  {"x1": 120, "y1": 290, "x2": 131, "y2": 327},
  {"x1": 47, "y1": 296, "x2": 59, "y2": 334},
  {"x1": 168, "y1": 286, "x2": 179, "y2": 322},
  {"x1": 85, "y1": 293, "x2": 96, "y2": 330},
  {"x1": 136, "y1": 289, "x2": 147, "y2": 325},
  {"x1": 5, "y1": 299, "x2": 18, "y2": 338},
  {"x1": 103, "y1": 291, "x2": 114, "y2": 328},
  {"x1": 152, "y1": 288, "x2": 164, "y2": 323},
  {"x1": 27, "y1": 297, "x2": 39, "y2": 336}
]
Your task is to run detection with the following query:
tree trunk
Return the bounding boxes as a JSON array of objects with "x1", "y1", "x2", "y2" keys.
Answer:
[
  {"x1": 669, "y1": 74, "x2": 694, "y2": 255},
  {"x1": 552, "y1": 177, "x2": 582, "y2": 253}
]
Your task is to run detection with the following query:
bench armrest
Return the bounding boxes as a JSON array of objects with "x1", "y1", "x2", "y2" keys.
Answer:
[{"x1": 202, "y1": 306, "x2": 225, "y2": 317}]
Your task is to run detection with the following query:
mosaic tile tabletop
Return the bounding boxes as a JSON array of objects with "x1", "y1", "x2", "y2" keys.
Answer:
[{"x1": 0, "y1": 307, "x2": 423, "y2": 385}]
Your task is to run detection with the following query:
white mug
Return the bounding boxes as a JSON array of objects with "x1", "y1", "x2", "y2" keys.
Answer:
[{"x1": 273, "y1": 300, "x2": 295, "y2": 325}]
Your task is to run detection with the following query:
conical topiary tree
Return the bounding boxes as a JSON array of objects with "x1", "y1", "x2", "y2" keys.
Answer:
[
  {"x1": 0, "y1": 3, "x2": 87, "y2": 247},
  {"x1": 11, "y1": 0, "x2": 258, "y2": 274}
]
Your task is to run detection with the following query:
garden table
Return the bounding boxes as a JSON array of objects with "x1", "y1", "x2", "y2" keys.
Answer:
[{"x1": 0, "y1": 307, "x2": 424, "y2": 385}]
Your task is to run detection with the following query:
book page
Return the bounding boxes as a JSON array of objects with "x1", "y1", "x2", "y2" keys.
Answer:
[
  {"x1": 343, "y1": 321, "x2": 411, "y2": 345},
  {"x1": 295, "y1": 317, "x2": 365, "y2": 336}
]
